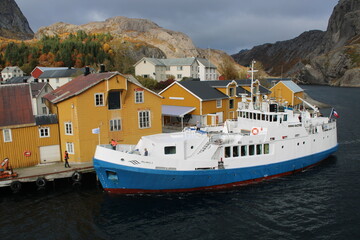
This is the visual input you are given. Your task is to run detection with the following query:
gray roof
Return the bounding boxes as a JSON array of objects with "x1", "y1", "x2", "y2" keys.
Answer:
[
  {"x1": 141, "y1": 57, "x2": 198, "y2": 67},
  {"x1": 35, "y1": 114, "x2": 58, "y2": 125},
  {"x1": 196, "y1": 58, "x2": 216, "y2": 68},
  {"x1": 178, "y1": 81, "x2": 228, "y2": 101},
  {"x1": 178, "y1": 79, "x2": 270, "y2": 100},
  {"x1": 280, "y1": 80, "x2": 303, "y2": 93},
  {"x1": 3, "y1": 76, "x2": 30, "y2": 84},
  {"x1": 38, "y1": 68, "x2": 87, "y2": 79}
]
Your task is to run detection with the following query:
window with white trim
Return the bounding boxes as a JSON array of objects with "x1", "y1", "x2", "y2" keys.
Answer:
[
  {"x1": 216, "y1": 100, "x2": 222, "y2": 108},
  {"x1": 135, "y1": 91, "x2": 144, "y2": 103},
  {"x1": 65, "y1": 122, "x2": 73, "y2": 135},
  {"x1": 66, "y1": 142, "x2": 74, "y2": 154},
  {"x1": 39, "y1": 127, "x2": 50, "y2": 138},
  {"x1": 3, "y1": 129, "x2": 12, "y2": 142},
  {"x1": 94, "y1": 93, "x2": 104, "y2": 106},
  {"x1": 110, "y1": 119, "x2": 121, "y2": 131},
  {"x1": 177, "y1": 74, "x2": 182, "y2": 79},
  {"x1": 138, "y1": 110, "x2": 151, "y2": 129}
]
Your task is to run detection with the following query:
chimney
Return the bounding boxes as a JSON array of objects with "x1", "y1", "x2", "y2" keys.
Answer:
[
  {"x1": 99, "y1": 64, "x2": 106, "y2": 73},
  {"x1": 84, "y1": 66, "x2": 90, "y2": 76}
]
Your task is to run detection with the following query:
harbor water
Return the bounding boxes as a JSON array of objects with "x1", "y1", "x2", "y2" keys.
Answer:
[{"x1": 0, "y1": 85, "x2": 359, "y2": 240}]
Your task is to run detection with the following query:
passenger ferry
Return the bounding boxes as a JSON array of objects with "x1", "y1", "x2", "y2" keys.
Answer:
[{"x1": 93, "y1": 66, "x2": 338, "y2": 194}]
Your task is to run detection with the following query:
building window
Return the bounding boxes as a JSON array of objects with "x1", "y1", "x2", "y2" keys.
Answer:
[
  {"x1": 39, "y1": 127, "x2": 50, "y2": 138},
  {"x1": 110, "y1": 119, "x2": 121, "y2": 131},
  {"x1": 42, "y1": 107, "x2": 48, "y2": 114},
  {"x1": 229, "y1": 87, "x2": 235, "y2": 97},
  {"x1": 216, "y1": 100, "x2": 222, "y2": 108},
  {"x1": 135, "y1": 91, "x2": 144, "y2": 103},
  {"x1": 3, "y1": 129, "x2": 12, "y2": 142},
  {"x1": 229, "y1": 99, "x2": 234, "y2": 109},
  {"x1": 138, "y1": 110, "x2": 151, "y2": 129},
  {"x1": 66, "y1": 142, "x2": 74, "y2": 154},
  {"x1": 108, "y1": 91, "x2": 121, "y2": 110},
  {"x1": 95, "y1": 93, "x2": 104, "y2": 106},
  {"x1": 65, "y1": 122, "x2": 73, "y2": 135},
  {"x1": 177, "y1": 74, "x2": 182, "y2": 79}
]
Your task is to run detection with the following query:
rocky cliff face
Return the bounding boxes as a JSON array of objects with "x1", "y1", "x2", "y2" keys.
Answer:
[
  {"x1": 0, "y1": 0, "x2": 34, "y2": 40},
  {"x1": 232, "y1": 0, "x2": 360, "y2": 87},
  {"x1": 35, "y1": 16, "x2": 200, "y2": 59}
]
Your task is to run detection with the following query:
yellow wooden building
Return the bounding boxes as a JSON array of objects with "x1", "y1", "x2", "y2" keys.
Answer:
[
  {"x1": 44, "y1": 71, "x2": 163, "y2": 163},
  {"x1": 269, "y1": 80, "x2": 304, "y2": 107},
  {"x1": 160, "y1": 80, "x2": 271, "y2": 127},
  {"x1": 0, "y1": 84, "x2": 60, "y2": 169}
]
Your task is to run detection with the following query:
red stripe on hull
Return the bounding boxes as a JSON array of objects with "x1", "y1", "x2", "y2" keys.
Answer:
[{"x1": 104, "y1": 159, "x2": 325, "y2": 194}]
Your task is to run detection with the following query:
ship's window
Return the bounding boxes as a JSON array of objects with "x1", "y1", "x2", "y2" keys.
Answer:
[
  {"x1": 269, "y1": 115, "x2": 273, "y2": 122},
  {"x1": 225, "y1": 146, "x2": 231, "y2": 158},
  {"x1": 257, "y1": 114, "x2": 261, "y2": 120},
  {"x1": 273, "y1": 115, "x2": 278, "y2": 122},
  {"x1": 256, "y1": 144, "x2": 262, "y2": 155},
  {"x1": 165, "y1": 146, "x2": 176, "y2": 155},
  {"x1": 283, "y1": 114, "x2": 288, "y2": 121},
  {"x1": 264, "y1": 144, "x2": 270, "y2": 154},
  {"x1": 106, "y1": 171, "x2": 118, "y2": 182},
  {"x1": 233, "y1": 146, "x2": 239, "y2": 157},
  {"x1": 246, "y1": 112, "x2": 249, "y2": 118},
  {"x1": 262, "y1": 114, "x2": 265, "y2": 121},
  {"x1": 241, "y1": 145, "x2": 247, "y2": 156},
  {"x1": 249, "y1": 145, "x2": 255, "y2": 156}
]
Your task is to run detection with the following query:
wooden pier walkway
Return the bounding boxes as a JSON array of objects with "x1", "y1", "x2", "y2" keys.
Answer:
[{"x1": 0, "y1": 162, "x2": 94, "y2": 191}]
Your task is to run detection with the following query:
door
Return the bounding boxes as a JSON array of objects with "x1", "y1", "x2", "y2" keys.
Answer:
[{"x1": 39, "y1": 145, "x2": 61, "y2": 164}]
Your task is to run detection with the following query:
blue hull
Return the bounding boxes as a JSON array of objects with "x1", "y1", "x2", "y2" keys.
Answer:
[{"x1": 93, "y1": 145, "x2": 338, "y2": 193}]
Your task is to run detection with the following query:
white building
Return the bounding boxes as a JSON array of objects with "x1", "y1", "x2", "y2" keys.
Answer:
[
  {"x1": 1, "y1": 66, "x2": 24, "y2": 81},
  {"x1": 30, "y1": 82, "x2": 54, "y2": 115},
  {"x1": 134, "y1": 57, "x2": 218, "y2": 82}
]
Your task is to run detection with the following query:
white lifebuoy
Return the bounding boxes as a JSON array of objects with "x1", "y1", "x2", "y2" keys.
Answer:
[{"x1": 252, "y1": 128, "x2": 259, "y2": 135}]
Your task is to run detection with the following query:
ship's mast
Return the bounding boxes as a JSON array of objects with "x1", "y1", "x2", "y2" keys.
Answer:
[{"x1": 248, "y1": 60, "x2": 258, "y2": 105}]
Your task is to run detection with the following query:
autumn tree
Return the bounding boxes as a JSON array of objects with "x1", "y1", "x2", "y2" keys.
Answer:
[{"x1": 218, "y1": 56, "x2": 239, "y2": 80}]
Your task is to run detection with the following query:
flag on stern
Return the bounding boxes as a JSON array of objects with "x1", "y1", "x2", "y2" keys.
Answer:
[{"x1": 330, "y1": 108, "x2": 340, "y2": 118}]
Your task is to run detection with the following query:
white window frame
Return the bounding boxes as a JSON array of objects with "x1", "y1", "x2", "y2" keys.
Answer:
[
  {"x1": 216, "y1": 99, "x2": 222, "y2": 108},
  {"x1": 177, "y1": 66, "x2": 183, "y2": 71},
  {"x1": 135, "y1": 90, "x2": 144, "y2": 103},
  {"x1": 65, "y1": 122, "x2": 73, "y2": 135},
  {"x1": 138, "y1": 110, "x2": 151, "y2": 129},
  {"x1": 66, "y1": 142, "x2": 74, "y2": 154},
  {"x1": 177, "y1": 74, "x2": 182, "y2": 79},
  {"x1": 110, "y1": 119, "x2": 121, "y2": 131},
  {"x1": 94, "y1": 93, "x2": 104, "y2": 106},
  {"x1": 3, "y1": 129, "x2": 12, "y2": 142},
  {"x1": 39, "y1": 127, "x2": 50, "y2": 138}
]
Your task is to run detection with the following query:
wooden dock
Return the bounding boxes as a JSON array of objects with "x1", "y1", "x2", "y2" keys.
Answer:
[{"x1": 0, "y1": 162, "x2": 94, "y2": 192}]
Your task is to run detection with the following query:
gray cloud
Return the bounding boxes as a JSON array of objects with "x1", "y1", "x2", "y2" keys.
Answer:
[{"x1": 16, "y1": 0, "x2": 338, "y2": 54}]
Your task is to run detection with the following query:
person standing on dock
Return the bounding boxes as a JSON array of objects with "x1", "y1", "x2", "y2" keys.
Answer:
[{"x1": 64, "y1": 151, "x2": 71, "y2": 168}]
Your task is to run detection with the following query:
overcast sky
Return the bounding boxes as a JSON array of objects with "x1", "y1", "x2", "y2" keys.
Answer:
[{"x1": 16, "y1": 0, "x2": 339, "y2": 54}]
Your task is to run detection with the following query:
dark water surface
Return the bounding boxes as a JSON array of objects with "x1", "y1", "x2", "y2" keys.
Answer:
[{"x1": 1, "y1": 85, "x2": 359, "y2": 240}]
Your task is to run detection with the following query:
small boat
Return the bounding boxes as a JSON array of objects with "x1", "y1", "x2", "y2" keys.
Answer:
[{"x1": 93, "y1": 66, "x2": 338, "y2": 194}]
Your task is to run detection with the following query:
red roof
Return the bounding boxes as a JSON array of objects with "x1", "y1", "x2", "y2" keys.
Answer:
[
  {"x1": 0, "y1": 84, "x2": 35, "y2": 127},
  {"x1": 44, "y1": 72, "x2": 118, "y2": 104}
]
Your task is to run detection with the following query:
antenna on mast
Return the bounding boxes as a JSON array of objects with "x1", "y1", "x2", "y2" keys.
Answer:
[{"x1": 248, "y1": 60, "x2": 258, "y2": 105}]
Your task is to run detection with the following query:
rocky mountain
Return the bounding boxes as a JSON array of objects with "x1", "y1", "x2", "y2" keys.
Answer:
[
  {"x1": 232, "y1": 0, "x2": 360, "y2": 87},
  {"x1": 35, "y1": 16, "x2": 200, "y2": 59},
  {"x1": 0, "y1": 0, "x2": 34, "y2": 40}
]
